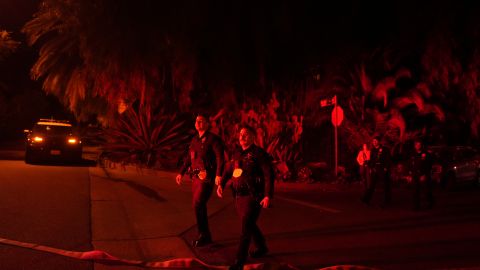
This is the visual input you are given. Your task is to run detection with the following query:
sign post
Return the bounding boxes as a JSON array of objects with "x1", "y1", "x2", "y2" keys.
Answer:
[{"x1": 321, "y1": 95, "x2": 343, "y2": 178}]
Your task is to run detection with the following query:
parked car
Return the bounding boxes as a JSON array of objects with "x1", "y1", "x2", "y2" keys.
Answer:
[
  {"x1": 24, "y1": 119, "x2": 82, "y2": 163},
  {"x1": 428, "y1": 146, "x2": 480, "y2": 189}
]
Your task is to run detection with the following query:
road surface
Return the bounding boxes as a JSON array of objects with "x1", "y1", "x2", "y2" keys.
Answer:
[{"x1": 0, "y1": 160, "x2": 93, "y2": 270}]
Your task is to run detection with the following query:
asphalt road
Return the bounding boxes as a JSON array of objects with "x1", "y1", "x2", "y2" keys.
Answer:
[
  {"x1": 189, "y1": 180, "x2": 480, "y2": 269},
  {"x1": 0, "y1": 160, "x2": 93, "y2": 270},
  {"x1": 267, "y1": 182, "x2": 480, "y2": 269},
  {"x1": 1, "y1": 150, "x2": 480, "y2": 270}
]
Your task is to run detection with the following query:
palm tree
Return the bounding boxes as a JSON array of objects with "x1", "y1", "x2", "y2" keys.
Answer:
[
  {"x1": 337, "y1": 45, "x2": 445, "y2": 157},
  {"x1": 22, "y1": 0, "x2": 198, "y2": 121},
  {"x1": 421, "y1": 30, "x2": 480, "y2": 142},
  {"x1": 22, "y1": 1, "x2": 205, "y2": 166}
]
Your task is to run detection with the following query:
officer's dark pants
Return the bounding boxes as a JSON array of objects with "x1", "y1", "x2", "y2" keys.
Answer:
[
  {"x1": 413, "y1": 175, "x2": 434, "y2": 209},
  {"x1": 234, "y1": 194, "x2": 266, "y2": 265},
  {"x1": 192, "y1": 177, "x2": 214, "y2": 238},
  {"x1": 359, "y1": 165, "x2": 370, "y2": 189},
  {"x1": 363, "y1": 167, "x2": 391, "y2": 204}
]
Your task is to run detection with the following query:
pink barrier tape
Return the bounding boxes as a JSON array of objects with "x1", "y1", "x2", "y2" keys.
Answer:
[
  {"x1": 0, "y1": 237, "x2": 301, "y2": 269},
  {"x1": 318, "y1": 266, "x2": 378, "y2": 270}
]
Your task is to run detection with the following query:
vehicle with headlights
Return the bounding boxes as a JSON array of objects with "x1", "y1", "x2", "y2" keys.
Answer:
[
  {"x1": 24, "y1": 119, "x2": 82, "y2": 163},
  {"x1": 429, "y1": 146, "x2": 480, "y2": 189}
]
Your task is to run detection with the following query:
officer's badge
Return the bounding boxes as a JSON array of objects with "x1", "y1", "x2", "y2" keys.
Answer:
[
  {"x1": 198, "y1": 170, "x2": 207, "y2": 180},
  {"x1": 233, "y1": 168, "x2": 243, "y2": 178},
  {"x1": 421, "y1": 153, "x2": 426, "y2": 159},
  {"x1": 379, "y1": 148, "x2": 383, "y2": 153},
  {"x1": 201, "y1": 137, "x2": 206, "y2": 143}
]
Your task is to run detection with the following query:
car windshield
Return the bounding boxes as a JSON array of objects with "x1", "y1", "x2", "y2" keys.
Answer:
[{"x1": 33, "y1": 124, "x2": 73, "y2": 135}]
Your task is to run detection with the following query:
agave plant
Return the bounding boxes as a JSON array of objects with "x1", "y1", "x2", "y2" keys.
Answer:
[
  {"x1": 101, "y1": 106, "x2": 191, "y2": 168},
  {"x1": 265, "y1": 133, "x2": 303, "y2": 181}
]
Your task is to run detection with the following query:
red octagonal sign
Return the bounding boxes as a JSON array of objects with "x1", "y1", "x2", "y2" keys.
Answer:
[{"x1": 331, "y1": 105, "x2": 344, "y2": 126}]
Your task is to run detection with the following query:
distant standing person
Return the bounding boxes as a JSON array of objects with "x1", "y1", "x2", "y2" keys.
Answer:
[
  {"x1": 409, "y1": 139, "x2": 434, "y2": 211},
  {"x1": 361, "y1": 136, "x2": 391, "y2": 206},
  {"x1": 176, "y1": 113, "x2": 225, "y2": 247},
  {"x1": 217, "y1": 125, "x2": 274, "y2": 270},
  {"x1": 356, "y1": 143, "x2": 371, "y2": 188}
]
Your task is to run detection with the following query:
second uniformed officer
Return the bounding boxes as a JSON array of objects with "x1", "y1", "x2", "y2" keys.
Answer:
[
  {"x1": 409, "y1": 139, "x2": 434, "y2": 210},
  {"x1": 361, "y1": 136, "x2": 392, "y2": 206},
  {"x1": 217, "y1": 125, "x2": 274, "y2": 270},
  {"x1": 176, "y1": 113, "x2": 225, "y2": 247}
]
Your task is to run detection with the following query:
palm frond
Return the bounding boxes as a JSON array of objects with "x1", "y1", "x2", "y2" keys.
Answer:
[
  {"x1": 359, "y1": 64, "x2": 372, "y2": 94},
  {"x1": 372, "y1": 76, "x2": 396, "y2": 108},
  {"x1": 0, "y1": 30, "x2": 20, "y2": 60}
]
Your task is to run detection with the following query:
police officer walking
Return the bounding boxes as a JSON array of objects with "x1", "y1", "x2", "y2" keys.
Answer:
[
  {"x1": 176, "y1": 113, "x2": 225, "y2": 247},
  {"x1": 409, "y1": 139, "x2": 434, "y2": 211},
  {"x1": 217, "y1": 125, "x2": 274, "y2": 270},
  {"x1": 361, "y1": 136, "x2": 392, "y2": 206}
]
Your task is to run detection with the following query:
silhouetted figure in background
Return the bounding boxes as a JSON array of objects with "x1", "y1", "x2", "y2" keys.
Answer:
[
  {"x1": 176, "y1": 113, "x2": 225, "y2": 247},
  {"x1": 361, "y1": 136, "x2": 391, "y2": 206},
  {"x1": 356, "y1": 143, "x2": 371, "y2": 189},
  {"x1": 409, "y1": 139, "x2": 434, "y2": 211}
]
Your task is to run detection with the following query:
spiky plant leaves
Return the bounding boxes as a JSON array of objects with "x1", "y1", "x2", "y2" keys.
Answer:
[{"x1": 102, "y1": 107, "x2": 190, "y2": 168}]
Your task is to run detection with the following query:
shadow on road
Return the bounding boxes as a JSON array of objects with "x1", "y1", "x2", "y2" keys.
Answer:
[
  {"x1": 26, "y1": 158, "x2": 98, "y2": 167},
  {"x1": 99, "y1": 171, "x2": 167, "y2": 202}
]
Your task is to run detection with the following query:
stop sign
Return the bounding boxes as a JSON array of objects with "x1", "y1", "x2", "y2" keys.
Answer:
[{"x1": 331, "y1": 105, "x2": 344, "y2": 126}]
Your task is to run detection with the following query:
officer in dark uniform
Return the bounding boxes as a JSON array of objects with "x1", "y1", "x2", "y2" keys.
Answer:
[
  {"x1": 217, "y1": 125, "x2": 274, "y2": 270},
  {"x1": 361, "y1": 136, "x2": 392, "y2": 206},
  {"x1": 409, "y1": 139, "x2": 434, "y2": 210},
  {"x1": 176, "y1": 113, "x2": 225, "y2": 247}
]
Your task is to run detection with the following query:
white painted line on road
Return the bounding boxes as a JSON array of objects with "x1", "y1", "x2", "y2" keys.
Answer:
[{"x1": 276, "y1": 196, "x2": 341, "y2": 213}]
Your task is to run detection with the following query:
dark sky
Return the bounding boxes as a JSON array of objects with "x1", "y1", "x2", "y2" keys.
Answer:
[
  {"x1": 0, "y1": 0, "x2": 41, "y2": 93},
  {"x1": 2, "y1": 0, "x2": 479, "y2": 90},
  {"x1": 0, "y1": 0, "x2": 40, "y2": 32},
  {"x1": 0, "y1": 0, "x2": 476, "y2": 42},
  {"x1": 1, "y1": 1, "x2": 478, "y2": 64},
  {"x1": 1, "y1": 0, "x2": 478, "y2": 97}
]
